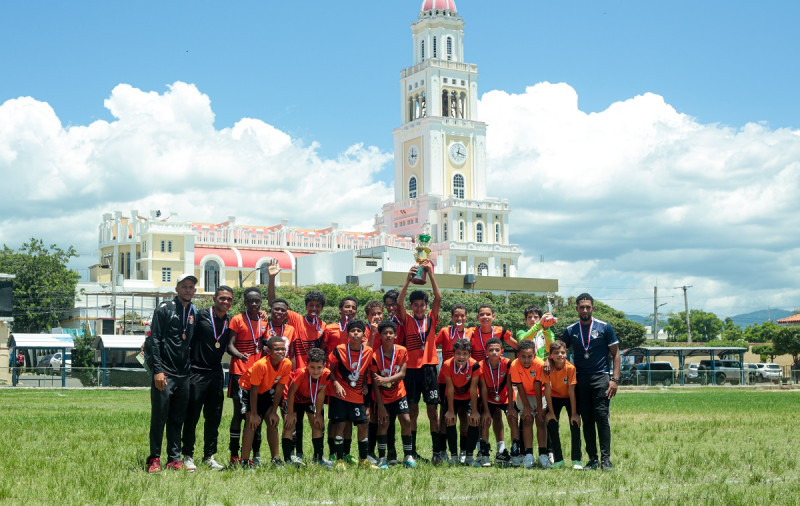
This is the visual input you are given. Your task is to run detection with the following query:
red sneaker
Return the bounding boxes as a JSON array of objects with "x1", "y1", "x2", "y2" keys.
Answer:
[
  {"x1": 166, "y1": 461, "x2": 185, "y2": 471},
  {"x1": 147, "y1": 457, "x2": 162, "y2": 473},
  {"x1": 229, "y1": 455, "x2": 241, "y2": 468}
]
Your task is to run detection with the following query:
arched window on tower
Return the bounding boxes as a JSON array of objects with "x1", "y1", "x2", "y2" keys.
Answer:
[
  {"x1": 495, "y1": 223, "x2": 501, "y2": 243},
  {"x1": 477, "y1": 262, "x2": 488, "y2": 276},
  {"x1": 204, "y1": 260, "x2": 220, "y2": 293},
  {"x1": 503, "y1": 263, "x2": 508, "y2": 277},
  {"x1": 433, "y1": 37, "x2": 437, "y2": 58},
  {"x1": 453, "y1": 174, "x2": 465, "y2": 199},
  {"x1": 458, "y1": 221, "x2": 465, "y2": 241},
  {"x1": 443, "y1": 222, "x2": 448, "y2": 241},
  {"x1": 420, "y1": 91, "x2": 427, "y2": 118},
  {"x1": 446, "y1": 36, "x2": 453, "y2": 61},
  {"x1": 442, "y1": 90, "x2": 449, "y2": 117},
  {"x1": 409, "y1": 176, "x2": 418, "y2": 199},
  {"x1": 421, "y1": 40, "x2": 425, "y2": 60},
  {"x1": 476, "y1": 223, "x2": 484, "y2": 243}
]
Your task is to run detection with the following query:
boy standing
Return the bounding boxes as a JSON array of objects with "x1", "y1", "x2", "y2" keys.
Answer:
[
  {"x1": 544, "y1": 340, "x2": 582, "y2": 469},
  {"x1": 441, "y1": 339, "x2": 481, "y2": 466},
  {"x1": 471, "y1": 304, "x2": 518, "y2": 362},
  {"x1": 509, "y1": 340, "x2": 550, "y2": 469},
  {"x1": 477, "y1": 338, "x2": 514, "y2": 467}
]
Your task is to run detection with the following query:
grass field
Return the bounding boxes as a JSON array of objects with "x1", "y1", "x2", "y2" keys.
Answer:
[{"x1": 0, "y1": 387, "x2": 798, "y2": 505}]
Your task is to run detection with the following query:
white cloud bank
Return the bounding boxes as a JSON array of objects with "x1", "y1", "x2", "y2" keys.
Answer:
[{"x1": 1, "y1": 80, "x2": 798, "y2": 317}]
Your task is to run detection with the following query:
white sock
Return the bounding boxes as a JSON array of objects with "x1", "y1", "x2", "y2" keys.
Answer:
[{"x1": 497, "y1": 441, "x2": 506, "y2": 453}]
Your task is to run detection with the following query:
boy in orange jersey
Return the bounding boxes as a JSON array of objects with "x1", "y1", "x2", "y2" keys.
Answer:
[
  {"x1": 441, "y1": 339, "x2": 481, "y2": 466},
  {"x1": 226, "y1": 286, "x2": 267, "y2": 466},
  {"x1": 265, "y1": 298, "x2": 296, "y2": 368},
  {"x1": 371, "y1": 320, "x2": 415, "y2": 469},
  {"x1": 362, "y1": 300, "x2": 384, "y2": 464},
  {"x1": 509, "y1": 340, "x2": 549, "y2": 469},
  {"x1": 396, "y1": 260, "x2": 442, "y2": 463},
  {"x1": 281, "y1": 347, "x2": 332, "y2": 469},
  {"x1": 434, "y1": 303, "x2": 472, "y2": 463},
  {"x1": 238, "y1": 336, "x2": 292, "y2": 468},
  {"x1": 477, "y1": 338, "x2": 514, "y2": 467},
  {"x1": 381, "y1": 290, "x2": 404, "y2": 465},
  {"x1": 328, "y1": 319, "x2": 376, "y2": 468},
  {"x1": 544, "y1": 340, "x2": 582, "y2": 469},
  {"x1": 471, "y1": 304, "x2": 518, "y2": 362}
]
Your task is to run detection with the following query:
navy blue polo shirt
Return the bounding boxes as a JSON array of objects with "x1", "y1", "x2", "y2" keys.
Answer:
[{"x1": 562, "y1": 318, "x2": 618, "y2": 376}]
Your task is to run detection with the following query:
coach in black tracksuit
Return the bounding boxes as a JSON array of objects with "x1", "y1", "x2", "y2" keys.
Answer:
[
  {"x1": 146, "y1": 273, "x2": 198, "y2": 470},
  {"x1": 181, "y1": 285, "x2": 235, "y2": 467}
]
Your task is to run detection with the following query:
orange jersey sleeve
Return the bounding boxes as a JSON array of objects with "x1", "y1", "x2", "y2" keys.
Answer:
[
  {"x1": 371, "y1": 345, "x2": 408, "y2": 404},
  {"x1": 441, "y1": 357, "x2": 480, "y2": 400},
  {"x1": 329, "y1": 343, "x2": 373, "y2": 404},
  {"x1": 287, "y1": 310, "x2": 325, "y2": 370},
  {"x1": 229, "y1": 313, "x2": 266, "y2": 375},
  {"x1": 548, "y1": 361, "x2": 577, "y2": 398}
]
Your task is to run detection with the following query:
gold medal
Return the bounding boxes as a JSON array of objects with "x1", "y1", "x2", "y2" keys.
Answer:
[
  {"x1": 215, "y1": 342, "x2": 221, "y2": 349},
  {"x1": 182, "y1": 332, "x2": 186, "y2": 340}
]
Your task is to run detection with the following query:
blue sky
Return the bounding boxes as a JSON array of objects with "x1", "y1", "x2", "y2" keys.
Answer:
[{"x1": 2, "y1": 1, "x2": 799, "y2": 319}]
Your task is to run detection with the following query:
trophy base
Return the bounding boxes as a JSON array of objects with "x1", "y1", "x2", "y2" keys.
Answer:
[{"x1": 411, "y1": 271, "x2": 428, "y2": 285}]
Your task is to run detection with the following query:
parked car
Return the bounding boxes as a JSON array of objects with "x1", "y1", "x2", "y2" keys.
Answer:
[
  {"x1": 633, "y1": 362, "x2": 676, "y2": 386},
  {"x1": 50, "y1": 352, "x2": 72, "y2": 373},
  {"x1": 755, "y1": 363, "x2": 782, "y2": 383},
  {"x1": 685, "y1": 362, "x2": 701, "y2": 383},
  {"x1": 35, "y1": 354, "x2": 54, "y2": 374},
  {"x1": 744, "y1": 363, "x2": 759, "y2": 384},
  {"x1": 698, "y1": 359, "x2": 745, "y2": 385}
]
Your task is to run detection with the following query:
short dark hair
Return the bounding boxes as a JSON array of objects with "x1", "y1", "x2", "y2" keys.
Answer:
[
  {"x1": 451, "y1": 303, "x2": 467, "y2": 314},
  {"x1": 383, "y1": 290, "x2": 399, "y2": 304},
  {"x1": 378, "y1": 320, "x2": 397, "y2": 334},
  {"x1": 346, "y1": 319, "x2": 366, "y2": 332},
  {"x1": 518, "y1": 340, "x2": 535, "y2": 353},
  {"x1": 549, "y1": 340, "x2": 567, "y2": 354},
  {"x1": 576, "y1": 293, "x2": 594, "y2": 304},
  {"x1": 409, "y1": 290, "x2": 428, "y2": 305},
  {"x1": 266, "y1": 335, "x2": 285, "y2": 350},
  {"x1": 478, "y1": 303, "x2": 494, "y2": 314},
  {"x1": 485, "y1": 337, "x2": 503, "y2": 350},
  {"x1": 307, "y1": 348, "x2": 326, "y2": 364},
  {"x1": 304, "y1": 290, "x2": 326, "y2": 307},
  {"x1": 243, "y1": 286, "x2": 262, "y2": 299},
  {"x1": 364, "y1": 300, "x2": 383, "y2": 316},
  {"x1": 215, "y1": 285, "x2": 234, "y2": 297},
  {"x1": 524, "y1": 305, "x2": 543, "y2": 319},
  {"x1": 452, "y1": 339, "x2": 472, "y2": 353},
  {"x1": 271, "y1": 297, "x2": 289, "y2": 308},
  {"x1": 339, "y1": 296, "x2": 357, "y2": 309}
]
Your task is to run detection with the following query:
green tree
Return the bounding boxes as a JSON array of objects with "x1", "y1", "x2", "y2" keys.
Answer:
[
  {"x1": 720, "y1": 317, "x2": 744, "y2": 341},
  {"x1": 663, "y1": 310, "x2": 722, "y2": 342},
  {"x1": 773, "y1": 326, "x2": 800, "y2": 363},
  {"x1": 0, "y1": 238, "x2": 80, "y2": 332},
  {"x1": 72, "y1": 324, "x2": 97, "y2": 386},
  {"x1": 743, "y1": 321, "x2": 781, "y2": 343},
  {"x1": 751, "y1": 344, "x2": 776, "y2": 362}
]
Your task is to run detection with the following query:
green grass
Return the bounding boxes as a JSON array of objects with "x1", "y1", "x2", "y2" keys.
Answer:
[{"x1": 0, "y1": 388, "x2": 798, "y2": 504}]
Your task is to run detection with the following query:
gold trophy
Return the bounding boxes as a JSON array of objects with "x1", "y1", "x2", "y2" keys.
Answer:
[{"x1": 412, "y1": 231, "x2": 431, "y2": 285}]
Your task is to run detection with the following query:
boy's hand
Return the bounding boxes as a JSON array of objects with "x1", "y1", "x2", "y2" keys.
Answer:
[
  {"x1": 521, "y1": 408, "x2": 533, "y2": 424},
  {"x1": 268, "y1": 258, "x2": 281, "y2": 278},
  {"x1": 541, "y1": 313, "x2": 557, "y2": 329},
  {"x1": 481, "y1": 411, "x2": 492, "y2": 428},
  {"x1": 445, "y1": 410, "x2": 456, "y2": 426},
  {"x1": 284, "y1": 412, "x2": 297, "y2": 431},
  {"x1": 468, "y1": 411, "x2": 481, "y2": 426},
  {"x1": 311, "y1": 412, "x2": 324, "y2": 430},
  {"x1": 247, "y1": 413, "x2": 262, "y2": 430},
  {"x1": 153, "y1": 372, "x2": 166, "y2": 391},
  {"x1": 373, "y1": 375, "x2": 388, "y2": 387},
  {"x1": 543, "y1": 359, "x2": 551, "y2": 376},
  {"x1": 377, "y1": 406, "x2": 388, "y2": 425},
  {"x1": 535, "y1": 409, "x2": 545, "y2": 425},
  {"x1": 407, "y1": 265, "x2": 418, "y2": 281},
  {"x1": 334, "y1": 383, "x2": 346, "y2": 398},
  {"x1": 421, "y1": 259, "x2": 432, "y2": 273},
  {"x1": 570, "y1": 413, "x2": 581, "y2": 427},
  {"x1": 545, "y1": 411, "x2": 556, "y2": 424},
  {"x1": 267, "y1": 409, "x2": 280, "y2": 428},
  {"x1": 259, "y1": 310, "x2": 268, "y2": 321},
  {"x1": 507, "y1": 403, "x2": 518, "y2": 419}
]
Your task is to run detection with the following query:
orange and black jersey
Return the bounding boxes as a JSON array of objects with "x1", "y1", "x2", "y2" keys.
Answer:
[
  {"x1": 440, "y1": 357, "x2": 481, "y2": 401},
  {"x1": 328, "y1": 343, "x2": 374, "y2": 404},
  {"x1": 287, "y1": 310, "x2": 325, "y2": 370},
  {"x1": 479, "y1": 357, "x2": 512, "y2": 404},
  {"x1": 402, "y1": 312, "x2": 440, "y2": 368},
  {"x1": 286, "y1": 366, "x2": 331, "y2": 404},
  {"x1": 436, "y1": 325, "x2": 472, "y2": 361},
  {"x1": 370, "y1": 344, "x2": 408, "y2": 404},
  {"x1": 470, "y1": 326, "x2": 512, "y2": 362}
]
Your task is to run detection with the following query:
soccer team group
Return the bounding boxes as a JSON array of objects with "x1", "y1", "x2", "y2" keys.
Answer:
[{"x1": 144, "y1": 260, "x2": 621, "y2": 474}]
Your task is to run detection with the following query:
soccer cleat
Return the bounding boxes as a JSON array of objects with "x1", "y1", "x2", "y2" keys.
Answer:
[
  {"x1": 413, "y1": 453, "x2": 430, "y2": 464},
  {"x1": 359, "y1": 458, "x2": 380, "y2": 469},
  {"x1": 522, "y1": 454, "x2": 534, "y2": 469},
  {"x1": 296, "y1": 452, "x2": 305, "y2": 460},
  {"x1": 229, "y1": 455, "x2": 241, "y2": 468},
  {"x1": 252, "y1": 456, "x2": 262, "y2": 467},
  {"x1": 552, "y1": 460, "x2": 565, "y2": 468},
  {"x1": 584, "y1": 459, "x2": 600, "y2": 470},
  {"x1": 431, "y1": 452, "x2": 443, "y2": 466},
  {"x1": 183, "y1": 456, "x2": 196, "y2": 472},
  {"x1": 572, "y1": 460, "x2": 584, "y2": 470},
  {"x1": 202, "y1": 456, "x2": 225, "y2": 471},
  {"x1": 343, "y1": 454, "x2": 358, "y2": 465},
  {"x1": 481, "y1": 454, "x2": 492, "y2": 467},
  {"x1": 471, "y1": 456, "x2": 483, "y2": 467},
  {"x1": 464, "y1": 455, "x2": 474, "y2": 467},
  {"x1": 366, "y1": 454, "x2": 378, "y2": 466},
  {"x1": 146, "y1": 457, "x2": 162, "y2": 473},
  {"x1": 166, "y1": 460, "x2": 185, "y2": 471},
  {"x1": 271, "y1": 458, "x2": 285, "y2": 468},
  {"x1": 378, "y1": 457, "x2": 389, "y2": 470},
  {"x1": 315, "y1": 458, "x2": 335, "y2": 470},
  {"x1": 510, "y1": 454, "x2": 523, "y2": 468},
  {"x1": 403, "y1": 455, "x2": 418, "y2": 468},
  {"x1": 458, "y1": 451, "x2": 467, "y2": 466},
  {"x1": 495, "y1": 449, "x2": 511, "y2": 468},
  {"x1": 240, "y1": 459, "x2": 255, "y2": 470},
  {"x1": 447, "y1": 454, "x2": 458, "y2": 465},
  {"x1": 538, "y1": 454, "x2": 552, "y2": 468},
  {"x1": 289, "y1": 455, "x2": 306, "y2": 468},
  {"x1": 601, "y1": 458, "x2": 613, "y2": 470}
]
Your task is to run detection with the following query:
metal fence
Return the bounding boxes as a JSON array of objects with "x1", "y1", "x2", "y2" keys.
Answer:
[{"x1": 1, "y1": 366, "x2": 232, "y2": 388}]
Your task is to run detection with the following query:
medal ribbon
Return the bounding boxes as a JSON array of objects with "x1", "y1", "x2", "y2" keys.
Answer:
[
  {"x1": 246, "y1": 314, "x2": 262, "y2": 347},
  {"x1": 182, "y1": 303, "x2": 195, "y2": 336},
  {"x1": 309, "y1": 372, "x2": 320, "y2": 407},
  {"x1": 348, "y1": 345, "x2": 364, "y2": 375},
  {"x1": 339, "y1": 315, "x2": 350, "y2": 333},
  {"x1": 306, "y1": 315, "x2": 322, "y2": 335},
  {"x1": 269, "y1": 320, "x2": 284, "y2": 337},
  {"x1": 209, "y1": 308, "x2": 228, "y2": 344},
  {"x1": 454, "y1": 359, "x2": 468, "y2": 375},
  {"x1": 451, "y1": 325, "x2": 463, "y2": 341},
  {"x1": 578, "y1": 318, "x2": 594, "y2": 353},
  {"x1": 380, "y1": 344, "x2": 396, "y2": 378},
  {"x1": 413, "y1": 315, "x2": 428, "y2": 345},
  {"x1": 487, "y1": 358, "x2": 501, "y2": 397},
  {"x1": 478, "y1": 328, "x2": 493, "y2": 351}
]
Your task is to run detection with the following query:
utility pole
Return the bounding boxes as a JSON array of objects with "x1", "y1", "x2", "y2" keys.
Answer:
[
  {"x1": 653, "y1": 286, "x2": 667, "y2": 339},
  {"x1": 675, "y1": 285, "x2": 693, "y2": 343}
]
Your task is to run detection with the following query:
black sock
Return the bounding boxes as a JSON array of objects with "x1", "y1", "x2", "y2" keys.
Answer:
[
  {"x1": 335, "y1": 436, "x2": 344, "y2": 460},
  {"x1": 312, "y1": 437, "x2": 324, "y2": 461},
  {"x1": 358, "y1": 438, "x2": 368, "y2": 460},
  {"x1": 480, "y1": 439, "x2": 491, "y2": 456},
  {"x1": 430, "y1": 431, "x2": 440, "y2": 454},
  {"x1": 446, "y1": 426, "x2": 458, "y2": 455},
  {"x1": 438, "y1": 433, "x2": 448, "y2": 455},
  {"x1": 281, "y1": 438, "x2": 294, "y2": 462},
  {"x1": 466, "y1": 426, "x2": 479, "y2": 454},
  {"x1": 511, "y1": 438, "x2": 521, "y2": 456},
  {"x1": 459, "y1": 434, "x2": 467, "y2": 454},
  {"x1": 401, "y1": 434, "x2": 413, "y2": 457},
  {"x1": 328, "y1": 436, "x2": 336, "y2": 457},
  {"x1": 343, "y1": 438, "x2": 352, "y2": 456},
  {"x1": 377, "y1": 434, "x2": 388, "y2": 458},
  {"x1": 387, "y1": 417, "x2": 397, "y2": 460},
  {"x1": 294, "y1": 423, "x2": 304, "y2": 456},
  {"x1": 538, "y1": 446, "x2": 548, "y2": 456},
  {"x1": 524, "y1": 447, "x2": 533, "y2": 455},
  {"x1": 368, "y1": 422, "x2": 379, "y2": 455},
  {"x1": 411, "y1": 430, "x2": 417, "y2": 455}
]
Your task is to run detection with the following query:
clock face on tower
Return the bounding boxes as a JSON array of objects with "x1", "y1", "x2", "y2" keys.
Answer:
[
  {"x1": 407, "y1": 144, "x2": 419, "y2": 167},
  {"x1": 448, "y1": 142, "x2": 467, "y2": 165}
]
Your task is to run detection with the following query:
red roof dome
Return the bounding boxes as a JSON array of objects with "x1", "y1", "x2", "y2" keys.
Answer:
[{"x1": 420, "y1": 0, "x2": 457, "y2": 14}]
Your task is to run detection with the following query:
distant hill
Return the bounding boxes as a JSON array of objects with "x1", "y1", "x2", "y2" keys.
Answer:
[{"x1": 624, "y1": 309, "x2": 795, "y2": 329}]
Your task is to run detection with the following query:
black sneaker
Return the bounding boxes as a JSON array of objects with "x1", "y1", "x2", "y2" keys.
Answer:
[
  {"x1": 495, "y1": 449, "x2": 511, "y2": 467},
  {"x1": 413, "y1": 453, "x2": 430, "y2": 464},
  {"x1": 584, "y1": 458, "x2": 600, "y2": 470},
  {"x1": 600, "y1": 458, "x2": 613, "y2": 470},
  {"x1": 431, "y1": 452, "x2": 443, "y2": 466},
  {"x1": 271, "y1": 457, "x2": 285, "y2": 467}
]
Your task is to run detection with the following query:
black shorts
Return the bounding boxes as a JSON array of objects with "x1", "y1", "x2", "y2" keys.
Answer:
[
  {"x1": 448, "y1": 398, "x2": 472, "y2": 415},
  {"x1": 329, "y1": 396, "x2": 367, "y2": 424},
  {"x1": 228, "y1": 374, "x2": 242, "y2": 400},
  {"x1": 405, "y1": 365, "x2": 439, "y2": 405},
  {"x1": 239, "y1": 388, "x2": 275, "y2": 418},
  {"x1": 438, "y1": 383, "x2": 446, "y2": 406},
  {"x1": 282, "y1": 400, "x2": 318, "y2": 416},
  {"x1": 487, "y1": 402, "x2": 508, "y2": 417},
  {"x1": 381, "y1": 396, "x2": 410, "y2": 417}
]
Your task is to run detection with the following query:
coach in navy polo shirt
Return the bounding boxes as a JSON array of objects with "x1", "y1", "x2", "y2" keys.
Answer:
[{"x1": 561, "y1": 293, "x2": 620, "y2": 471}]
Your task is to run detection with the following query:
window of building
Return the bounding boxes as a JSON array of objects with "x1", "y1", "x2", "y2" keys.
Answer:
[
  {"x1": 433, "y1": 36, "x2": 437, "y2": 58},
  {"x1": 421, "y1": 40, "x2": 425, "y2": 60},
  {"x1": 161, "y1": 267, "x2": 171, "y2": 283},
  {"x1": 495, "y1": 223, "x2": 501, "y2": 243},
  {"x1": 443, "y1": 222, "x2": 448, "y2": 241},
  {"x1": 167, "y1": 241, "x2": 173, "y2": 253},
  {"x1": 476, "y1": 222, "x2": 483, "y2": 243},
  {"x1": 453, "y1": 174, "x2": 465, "y2": 199},
  {"x1": 477, "y1": 262, "x2": 488, "y2": 276},
  {"x1": 160, "y1": 240, "x2": 165, "y2": 252},
  {"x1": 503, "y1": 263, "x2": 508, "y2": 277},
  {"x1": 446, "y1": 36, "x2": 453, "y2": 60},
  {"x1": 409, "y1": 176, "x2": 418, "y2": 199},
  {"x1": 366, "y1": 260, "x2": 378, "y2": 267},
  {"x1": 458, "y1": 221, "x2": 465, "y2": 241},
  {"x1": 204, "y1": 261, "x2": 220, "y2": 292},
  {"x1": 259, "y1": 261, "x2": 273, "y2": 285}
]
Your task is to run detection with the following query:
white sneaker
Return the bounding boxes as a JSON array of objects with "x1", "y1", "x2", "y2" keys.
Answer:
[
  {"x1": 459, "y1": 451, "x2": 467, "y2": 465},
  {"x1": 183, "y1": 456, "x2": 196, "y2": 472},
  {"x1": 548, "y1": 452, "x2": 555, "y2": 464},
  {"x1": 366, "y1": 454, "x2": 378, "y2": 465},
  {"x1": 572, "y1": 460, "x2": 584, "y2": 470},
  {"x1": 538, "y1": 454, "x2": 552, "y2": 468},
  {"x1": 202, "y1": 456, "x2": 224, "y2": 471},
  {"x1": 522, "y1": 454, "x2": 534, "y2": 469},
  {"x1": 289, "y1": 455, "x2": 306, "y2": 468}
]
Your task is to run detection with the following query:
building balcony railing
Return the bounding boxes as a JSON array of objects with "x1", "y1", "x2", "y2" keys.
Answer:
[{"x1": 401, "y1": 59, "x2": 478, "y2": 78}]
